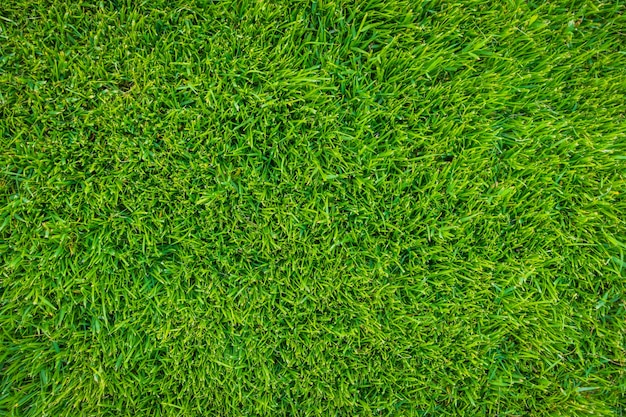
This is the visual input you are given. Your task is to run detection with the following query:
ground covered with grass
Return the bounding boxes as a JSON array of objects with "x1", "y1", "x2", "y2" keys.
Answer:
[{"x1": 1, "y1": 0, "x2": 625, "y2": 415}]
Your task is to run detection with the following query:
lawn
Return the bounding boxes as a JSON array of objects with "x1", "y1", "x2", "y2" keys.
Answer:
[{"x1": 1, "y1": 0, "x2": 625, "y2": 415}]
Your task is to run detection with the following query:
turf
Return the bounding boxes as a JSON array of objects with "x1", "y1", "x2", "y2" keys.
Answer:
[{"x1": 1, "y1": 0, "x2": 625, "y2": 415}]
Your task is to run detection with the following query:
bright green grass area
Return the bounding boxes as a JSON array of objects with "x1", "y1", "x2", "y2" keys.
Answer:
[{"x1": 1, "y1": 0, "x2": 625, "y2": 415}]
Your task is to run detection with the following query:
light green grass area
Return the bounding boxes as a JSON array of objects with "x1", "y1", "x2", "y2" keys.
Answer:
[{"x1": 1, "y1": 1, "x2": 625, "y2": 415}]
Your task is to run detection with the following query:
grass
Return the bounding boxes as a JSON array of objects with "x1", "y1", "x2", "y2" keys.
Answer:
[{"x1": 1, "y1": 0, "x2": 625, "y2": 415}]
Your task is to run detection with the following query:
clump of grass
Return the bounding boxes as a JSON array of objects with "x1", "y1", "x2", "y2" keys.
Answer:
[{"x1": 1, "y1": 0, "x2": 625, "y2": 415}]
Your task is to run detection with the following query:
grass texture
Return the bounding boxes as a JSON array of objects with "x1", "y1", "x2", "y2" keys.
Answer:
[{"x1": 1, "y1": 0, "x2": 626, "y2": 415}]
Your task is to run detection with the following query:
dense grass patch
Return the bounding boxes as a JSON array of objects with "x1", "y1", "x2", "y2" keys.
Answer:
[{"x1": 1, "y1": 0, "x2": 625, "y2": 415}]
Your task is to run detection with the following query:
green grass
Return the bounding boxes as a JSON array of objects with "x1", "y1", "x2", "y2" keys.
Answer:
[{"x1": 1, "y1": 0, "x2": 625, "y2": 415}]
